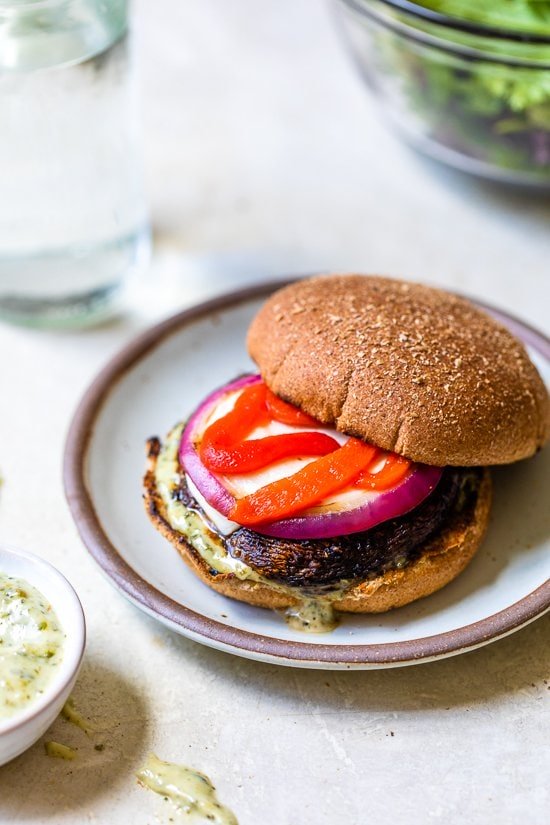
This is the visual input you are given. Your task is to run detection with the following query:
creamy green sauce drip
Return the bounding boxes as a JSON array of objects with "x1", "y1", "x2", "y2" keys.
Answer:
[
  {"x1": 156, "y1": 425, "x2": 254, "y2": 580},
  {"x1": 61, "y1": 696, "x2": 94, "y2": 735},
  {"x1": 282, "y1": 599, "x2": 339, "y2": 633},
  {"x1": 137, "y1": 753, "x2": 238, "y2": 824},
  {"x1": 0, "y1": 573, "x2": 65, "y2": 721},
  {"x1": 45, "y1": 741, "x2": 77, "y2": 760},
  {"x1": 156, "y1": 424, "x2": 350, "y2": 634}
]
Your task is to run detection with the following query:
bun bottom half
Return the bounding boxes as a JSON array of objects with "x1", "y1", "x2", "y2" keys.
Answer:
[{"x1": 144, "y1": 442, "x2": 492, "y2": 614}]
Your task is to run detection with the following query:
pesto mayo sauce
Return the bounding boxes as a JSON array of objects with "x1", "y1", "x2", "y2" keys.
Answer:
[
  {"x1": 156, "y1": 425, "x2": 263, "y2": 580},
  {"x1": 0, "y1": 573, "x2": 65, "y2": 721},
  {"x1": 155, "y1": 426, "x2": 348, "y2": 633},
  {"x1": 282, "y1": 598, "x2": 339, "y2": 633},
  {"x1": 44, "y1": 740, "x2": 77, "y2": 760},
  {"x1": 137, "y1": 753, "x2": 238, "y2": 824}
]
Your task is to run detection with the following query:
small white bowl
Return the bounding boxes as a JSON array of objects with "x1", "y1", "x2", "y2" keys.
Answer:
[{"x1": 0, "y1": 546, "x2": 86, "y2": 765}]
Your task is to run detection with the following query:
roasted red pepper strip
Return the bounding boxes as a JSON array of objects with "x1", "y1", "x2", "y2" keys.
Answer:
[
  {"x1": 199, "y1": 380, "x2": 411, "y2": 513},
  {"x1": 199, "y1": 382, "x2": 339, "y2": 474},
  {"x1": 201, "y1": 432, "x2": 340, "y2": 474},
  {"x1": 230, "y1": 438, "x2": 379, "y2": 525},
  {"x1": 199, "y1": 383, "x2": 269, "y2": 465},
  {"x1": 201, "y1": 383, "x2": 270, "y2": 447},
  {"x1": 355, "y1": 455, "x2": 411, "y2": 491},
  {"x1": 265, "y1": 388, "x2": 320, "y2": 428}
]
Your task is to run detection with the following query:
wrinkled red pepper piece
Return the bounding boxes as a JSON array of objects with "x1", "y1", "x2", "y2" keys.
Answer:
[
  {"x1": 265, "y1": 388, "x2": 321, "y2": 428},
  {"x1": 230, "y1": 438, "x2": 379, "y2": 525},
  {"x1": 355, "y1": 455, "x2": 411, "y2": 491},
  {"x1": 201, "y1": 382, "x2": 270, "y2": 447},
  {"x1": 198, "y1": 381, "x2": 414, "y2": 522},
  {"x1": 201, "y1": 431, "x2": 340, "y2": 474},
  {"x1": 199, "y1": 382, "x2": 339, "y2": 475}
]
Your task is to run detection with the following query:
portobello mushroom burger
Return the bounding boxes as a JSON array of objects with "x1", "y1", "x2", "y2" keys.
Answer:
[{"x1": 143, "y1": 275, "x2": 549, "y2": 631}]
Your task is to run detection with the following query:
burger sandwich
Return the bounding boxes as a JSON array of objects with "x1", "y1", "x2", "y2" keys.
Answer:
[{"x1": 143, "y1": 275, "x2": 549, "y2": 631}]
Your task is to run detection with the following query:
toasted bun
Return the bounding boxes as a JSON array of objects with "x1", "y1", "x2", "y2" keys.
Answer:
[
  {"x1": 144, "y1": 441, "x2": 492, "y2": 614},
  {"x1": 247, "y1": 275, "x2": 550, "y2": 466}
]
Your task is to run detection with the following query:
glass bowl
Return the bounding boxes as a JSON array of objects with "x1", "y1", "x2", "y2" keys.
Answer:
[{"x1": 335, "y1": 0, "x2": 550, "y2": 187}]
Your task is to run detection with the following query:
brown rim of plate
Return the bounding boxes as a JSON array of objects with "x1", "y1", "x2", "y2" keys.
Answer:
[{"x1": 63, "y1": 278, "x2": 550, "y2": 666}]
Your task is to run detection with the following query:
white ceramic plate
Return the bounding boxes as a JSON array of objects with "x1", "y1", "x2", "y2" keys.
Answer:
[{"x1": 64, "y1": 281, "x2": 550, "y2": 669}]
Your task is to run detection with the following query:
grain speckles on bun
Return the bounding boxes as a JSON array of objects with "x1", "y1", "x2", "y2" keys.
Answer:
[{"x1": 248, "y1": 274, "x2": 549, "y2": 466}]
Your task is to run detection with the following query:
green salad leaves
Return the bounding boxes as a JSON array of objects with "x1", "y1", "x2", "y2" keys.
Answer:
[
  {"x1": 416, "y1": 1, "x2": 550, "y2": 35},
  {"x1": 360, "y1": 1, "x2": 550, "y2": 178}
]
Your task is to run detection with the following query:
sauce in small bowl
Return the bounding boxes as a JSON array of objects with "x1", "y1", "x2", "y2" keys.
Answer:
[{"x1": 0, "y1": 546, "x2": 85, "y2": 766}]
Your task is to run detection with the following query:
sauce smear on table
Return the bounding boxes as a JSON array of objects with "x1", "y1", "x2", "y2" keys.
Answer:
[{"x1": 137, "y1": 753, "x2": 238, "y2": 824}]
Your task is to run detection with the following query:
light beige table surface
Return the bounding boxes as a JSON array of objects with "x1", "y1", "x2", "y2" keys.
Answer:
[{"x1": 0, "y1": 2, "x2": 548, "y2": 823}]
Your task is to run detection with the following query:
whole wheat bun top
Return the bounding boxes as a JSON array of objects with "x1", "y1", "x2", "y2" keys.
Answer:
[{"x1": 247, "y1": 274, "x2": 550, "y2": 466}]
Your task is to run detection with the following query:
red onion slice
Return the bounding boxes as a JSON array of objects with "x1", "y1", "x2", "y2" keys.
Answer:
[
  {"x1": 252, "y1": 464, "x2": 443, "y2": 539},
  {"x1": 180, "y1": 375, "x2": 444, "y2": 539},
  {"x1": 179, "y1": 375, "x2": 261, "y2": 518}
]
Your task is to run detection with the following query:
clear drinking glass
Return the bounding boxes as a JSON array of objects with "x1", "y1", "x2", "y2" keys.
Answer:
[{"x1": 0, "y1": 0, "x2": 150, "y2": 327}]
